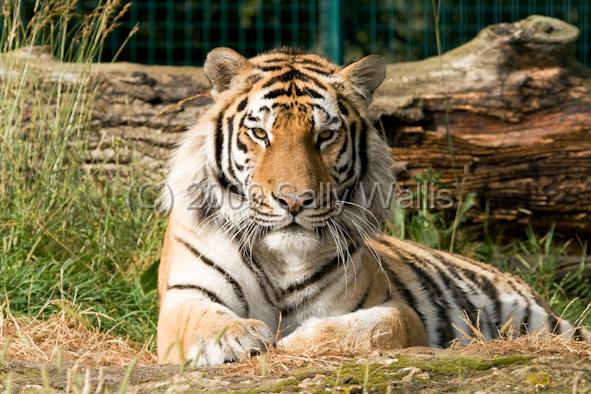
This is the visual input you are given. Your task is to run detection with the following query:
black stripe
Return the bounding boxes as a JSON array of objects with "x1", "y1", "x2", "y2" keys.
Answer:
[
  {"x1": 297, "y1": 70, "x2": 327, "y2": 89},
  {"x1": 311, "y1": 103, "x2": 330, "y2": 118},
  {"x1": 263, "y1": 85, "x2": 324, "y2": 100},
  {"x1": 460, "y1": 268, "x2": 502, "y2": 338},
  {"x1": 251, "y1": 210, "x2": 283, "y2": 218},
  {"x1": 407, "y1": 250, "x2": 480, "y2": 333},
  {"x1": 529, "y1": 291, "x2": 562, "y2": 335},
  {"x1": 281, "y1": 242, "x2": 358, "y2": 295},
  {"x1": 252, "y1": 217, "x2": 285, "y2": 225},
  {"x1": 337, "y1": 99, "x2": 349, "y2": 116},
  {"x1": 264, "y1": 88, "x2": 290, "y2": 100},
  {"x1": 295, "y1": 58, "x2": 331, "y2": 69},
  {"x1": 258, "y1": 65, "x2": 286, "y2": 72},
  {"x1": 167, "y1": 284, "x2": 230, "y2": 310},
  {"x1": 429, "y1": 250, "x2": 495, "y2": 338},
  {"x1": 226, "y1": 115, "x2": 241, "y2": 184},
  {"x1": 333, "y1": 122, "x2": 350, "y2": 176},
  {"x1": 358, "y1": 121, "x2": 368, "y2": 177},
  {"x1": 214, "y1": 109, "x2": 234, "y2": 191},
  {"x1": 281, "y1": 257, "x2": 339, "y2": 295},
  {"x1": 306, "y1": 208, "x2": 334, "y2": 218},
  {"x1": 225, "y1": 115, "x2": 246, "y2": 195},
  {"x1": 261, "y1": 68, "x2": 310, "y2": 88},
  {"x1": 280, "y1": 291, "x2": 321, "y2": 316},
  {"x1": 574, "y1": 328, "x2": 584, "y2": 341},
  {"x1": 237, "y1": 97, "x2": 248, "y2": 112},
  {"x1": 240, "y1": 252, "x2": 277, "y2": 307},
  {"x1": 261, "y1": 56, "x2": 290, "y2": 63},
  {"x1": 245, "y1": 74, "x2": 262, "y2": 85},
  {"x1": 504, "y1": 278, "x2": 532, "y2": 335},
  {"x1": 301, "y1": 86, "x2": 324, "y2": 99},
  {"x1": 405, "y1": 262, "x2": 455, "y2": 347},
  {"x1": 236, "y1": 114, "x2": 248, "y2": 153},
  {"x1": 214, "y1": 111, "x2": 225, "y2": 174},
  {"x1": 383, "y1": 266, "x2": 428, "y2": 330},
  {"x1": 351, "y1": 282, "x2": 371, "y2": 312},
  {"x1": 176, "y1": 237, "x2": 249, "y2": 316},
  {"x1": 301, "y1": 65, "x2": 333, "y2": 76},
  {"x1": 520, "y1": 302, "x2": 531, "y2": 335},
  {"x1": 343, "y1": 121, "x2": 358, "y2": 182},
  {"x1": 548, "y1": 313, "x2": 561, "y2": 335}
]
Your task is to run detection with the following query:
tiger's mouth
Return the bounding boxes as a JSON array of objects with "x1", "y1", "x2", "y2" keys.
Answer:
[
  {"x1": 270, "y1": 213, "x2": 338, "y2": 233},
  {"x1": 283, "y1": 222, "x2": 302, "y2": 231},
  {"x1": 270, "y1": 218, "x2": 317, "y2": 233}
]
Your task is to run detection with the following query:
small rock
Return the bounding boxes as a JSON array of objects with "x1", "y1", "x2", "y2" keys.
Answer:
[
  {"x1": 348, "y1": 386, "x2": 363, "y2": 394},
  {"x1": 416, "y1": 372, "x2": 431, "y2": 380},
  {"x1": 401, "y1": 367, "x2": 422, "y2": 382},
  {"x1": 298, "y1": 374, "x2": 326, "y2": 388}
]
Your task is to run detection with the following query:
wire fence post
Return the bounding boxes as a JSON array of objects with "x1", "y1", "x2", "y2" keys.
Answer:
[{"x1": 320, "y1": 0, "x2": 343, "y2": 65}]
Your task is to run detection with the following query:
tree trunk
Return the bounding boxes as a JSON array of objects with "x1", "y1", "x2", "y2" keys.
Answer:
[
  {"x1": 9, "y1": 16, "x2": 591, "y2": 236},
  {"x1": 373, "y1": 15, "x2": 591, "y2": 237}
]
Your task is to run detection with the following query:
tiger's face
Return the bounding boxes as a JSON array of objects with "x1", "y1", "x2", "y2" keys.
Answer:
[
  {"x1": 171, "y1": 47, "x2": 394, "y2": 255},
  {"x1": 242, "y1": 98, "x2": 340, "y2": 227}
]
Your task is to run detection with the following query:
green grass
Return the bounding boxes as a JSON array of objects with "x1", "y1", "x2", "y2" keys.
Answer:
[
  {"x1": 0, "y1": 0, "x2": 589, "y2": 359},
  {"x1": 0, "y1": 0, "x2": 163, "y2": 347}
]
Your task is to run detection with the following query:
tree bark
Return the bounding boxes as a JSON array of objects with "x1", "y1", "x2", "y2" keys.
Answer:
[
  {"x1": 8, "y1": 16, "x2": 591, "y2": 236},
  {"x1": 373, "y1": 15, "x2": 591, "y2": 236}
]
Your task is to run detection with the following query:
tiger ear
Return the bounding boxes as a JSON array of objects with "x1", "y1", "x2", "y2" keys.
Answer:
[
  {"x1": 339, "y1": 55, "x2": 386, "y2": 103},
  {"x1": 204, "y1": 47, "x2": 250, "y2": 97}
]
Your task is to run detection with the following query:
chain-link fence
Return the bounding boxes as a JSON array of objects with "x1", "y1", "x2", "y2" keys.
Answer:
[{"x1": 74, "y1": 0, "x2": 590, "y2": 67}]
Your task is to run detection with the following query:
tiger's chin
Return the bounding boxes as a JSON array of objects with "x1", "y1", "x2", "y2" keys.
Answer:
[{"x1": 261, "y1": 223, "x2": 322, "y2": 256}]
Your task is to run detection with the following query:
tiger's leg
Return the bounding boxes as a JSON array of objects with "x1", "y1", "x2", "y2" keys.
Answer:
[
  {"x1": 157, "y1": 290, "x2": 273, "y2": 365},
  {"x1": 278, "y1": 301, "x2": 427, "y2": 354}
]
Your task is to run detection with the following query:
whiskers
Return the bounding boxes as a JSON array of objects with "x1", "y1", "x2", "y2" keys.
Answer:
[
  {"x1": 187, "y1": 182, "x2": 388, "y2": 294},
  {"x1": 334, "y1": 199, "x2": 391, "y2": 292}
]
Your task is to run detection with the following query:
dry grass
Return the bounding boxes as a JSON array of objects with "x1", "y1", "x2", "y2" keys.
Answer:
[
  {"x1": 205, "y1": 333, "x2": 591, "y2": 379},
  {"x1": 0, "y1": 309, "x2": 156, "y2": 367},
  {"x1": 1, "y1": 290, "x2": 589, "y2": 375},
  {"x1": 2, "y1": 307, "x2": 590, "y2": 373},
  {"x1": 452, "y1": 332, "x2": 591, "y2": 360}
]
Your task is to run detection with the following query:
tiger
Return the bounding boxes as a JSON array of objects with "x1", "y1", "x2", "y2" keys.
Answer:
[{"x1": 157, "y1": 47, "x2": 588, "y2": 366}]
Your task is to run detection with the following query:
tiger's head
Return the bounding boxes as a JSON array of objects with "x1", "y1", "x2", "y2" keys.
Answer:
[{"x1": 166, "y1": 47, "x2": 394, "y2": 257}]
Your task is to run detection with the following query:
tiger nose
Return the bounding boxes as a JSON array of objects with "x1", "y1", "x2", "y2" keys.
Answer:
[{"x1": 272, "y1": 192, "x2": 315, "y2": 216}]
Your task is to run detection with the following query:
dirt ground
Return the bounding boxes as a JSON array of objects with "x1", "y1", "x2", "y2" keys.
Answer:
[
  {"x1": 2, "y1": 314, "x2": 591, "y2": 393},
  {"x1": 2, "y1": 345, "x2": 591, "y2": 393}
]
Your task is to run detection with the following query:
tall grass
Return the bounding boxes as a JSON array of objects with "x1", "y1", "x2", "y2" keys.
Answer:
[{"x1": 0, "y1": 0, "x2": 163, "y2": 346}]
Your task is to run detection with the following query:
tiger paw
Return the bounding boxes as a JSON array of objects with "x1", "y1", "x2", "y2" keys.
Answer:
[
  {"x1": 278, "y1": 306, "x2": 427, "y2": 354},
  {"x1": 278, "y1": 316, "x2": 347, "y2": 354},
  {"x1": 184, "y1": 317, "x2": 273, "y2": 366},
  {"x1": 157, "y1": 302, "x2": 273, "y2": 366}
]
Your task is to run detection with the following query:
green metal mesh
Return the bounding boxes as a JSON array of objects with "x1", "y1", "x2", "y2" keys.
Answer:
[{"x1": 78, "y1": 0, "x2": 589, "y2": 67}]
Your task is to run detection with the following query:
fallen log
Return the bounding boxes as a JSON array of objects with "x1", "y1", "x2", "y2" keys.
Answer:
[
  {"x1": 374, "y1": 15, "x2": 591, "y2": 236},
  {"x1": 7, "y1": 16, "x2": 591, "y2": 236}
]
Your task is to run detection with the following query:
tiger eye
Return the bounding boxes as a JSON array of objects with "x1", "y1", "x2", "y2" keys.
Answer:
[
  {"x1": 318, "y1": 129, "x2": 334, "y2": 140},
  {"x1": 251, "y1": 128, "x2": 267, "y2": 140}
]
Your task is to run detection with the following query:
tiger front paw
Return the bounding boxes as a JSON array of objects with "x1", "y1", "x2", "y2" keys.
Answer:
[
  {"x1": 278, "y1": 306, "x2": 427, "y2": 355},
  {"x1": 185, "y1": 317, "x2": 273, "y2": 367},
  {"x1": 157, "y1": 303, "x2": 273, "y2": 366}
]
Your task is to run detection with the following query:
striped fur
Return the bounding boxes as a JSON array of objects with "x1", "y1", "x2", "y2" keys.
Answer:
[{"x1": 157, "y1": 47, "x2": 588, "y2": 365}]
